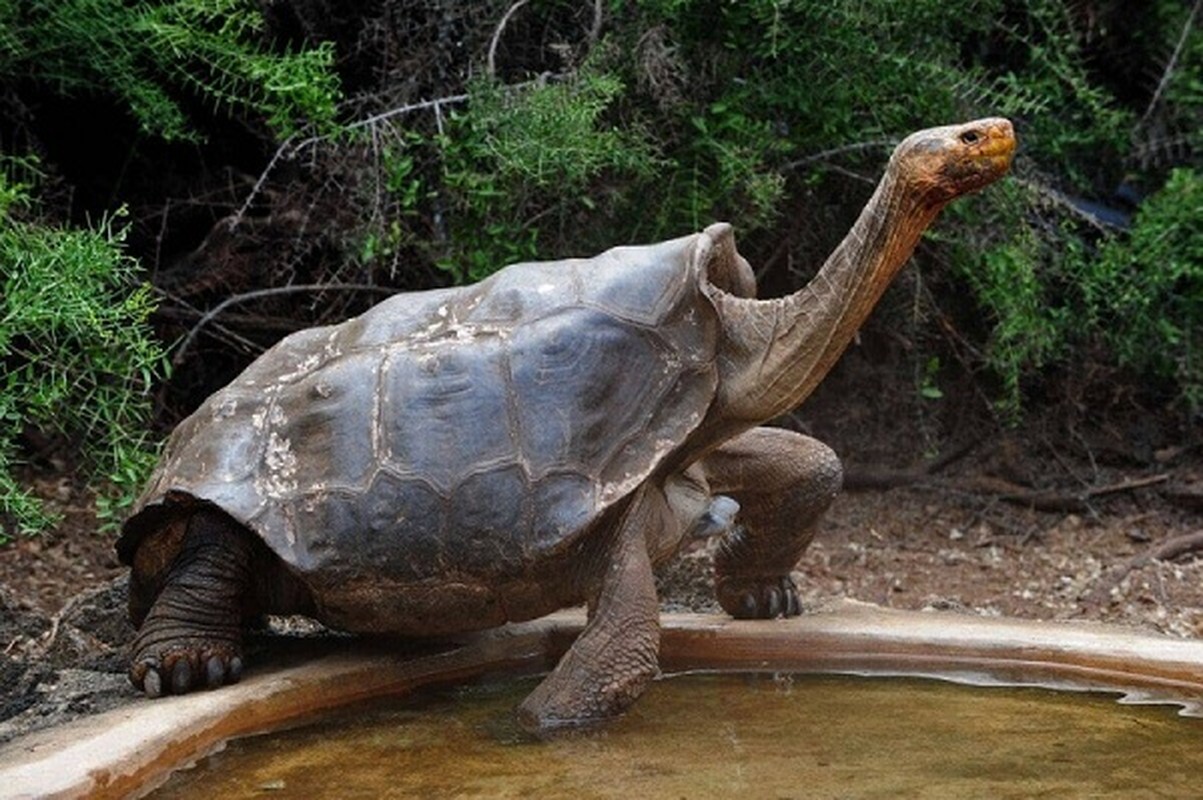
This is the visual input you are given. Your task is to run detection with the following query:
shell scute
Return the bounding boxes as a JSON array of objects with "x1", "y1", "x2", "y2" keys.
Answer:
[
  {"x1": 380, "y1": 333, "x2": 516, "y2": 493},
  {"x1": 274, "y1": 351, "x2": 381, "y2": 494},
  {"x1": 332, "y1": 287, "x2": 462, "y2": 351},
  {"x1": 527, "y1": 472, "x2": 598, "y2": 555},
  {"x1": 464, "y1": 259, "x2": 581, "y2": 323},
  {"x1": 353, "y1": 471, "x2": 449, "y2": 579},
  {"x1": 237, "y1": 326, "x2": 332, "y2": 387},
  {"x1": 450, "y1": 465, "x2": 530, "y2": 575},
  {"x1": 508, "y1": 309, "x2": 674, "y2": 479},
  {"x1": 580, "y1": 239, "x2": 693, "y2": 325}
]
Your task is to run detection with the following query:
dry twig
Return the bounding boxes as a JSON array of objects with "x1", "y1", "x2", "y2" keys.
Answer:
[
  {"x1": 1134, "y1": 0, "x2": 1202, "y2": 135},
  {"x1": 1086, "y1": 529, "x2": 1203, "y2": 606},
  {"x1": 171, "y1": 283, "x2": 396, "y2": 368},
  {"x1": 488, "y1": 0, "x2": 532, "y2": 78}
]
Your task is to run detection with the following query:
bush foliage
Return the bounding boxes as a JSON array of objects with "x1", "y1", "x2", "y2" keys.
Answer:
[
  {"x1": 0, "y1": 0, "x2": 339, "y2": 141},
  {"x1": 1, "y1": 0, "x2": 1201, "y2": 536},
  {"x1": 0, "y1": 170, "x2": 166, "y2": 539}
]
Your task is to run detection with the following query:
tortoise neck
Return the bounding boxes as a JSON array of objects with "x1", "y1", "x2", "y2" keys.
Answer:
[{"x1": 714, "y1": 167, "x2": 940, "y2": 424}]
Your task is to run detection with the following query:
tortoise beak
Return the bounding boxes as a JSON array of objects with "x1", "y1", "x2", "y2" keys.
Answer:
[{"x1": 979, "y1": 117, "x2": 1016, "y2": 171}]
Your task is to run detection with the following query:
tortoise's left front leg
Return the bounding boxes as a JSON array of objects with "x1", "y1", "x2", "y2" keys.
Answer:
[
  {"x1": 516, "y1": 485, "x2": 663, "y2": 731},
  {"x1": 129, "y1": 509, "x2": 251, "y2": 697},
  {"x1": 700, "y1": 426, "x2": 843, "y2": 619}
]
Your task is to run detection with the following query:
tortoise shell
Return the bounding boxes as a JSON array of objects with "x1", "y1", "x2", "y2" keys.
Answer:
[{"x1": 119, "y1": 227, "x2": 736, "y2": 622}]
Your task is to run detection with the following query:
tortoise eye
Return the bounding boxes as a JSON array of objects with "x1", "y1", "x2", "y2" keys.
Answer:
[{"x1": 960, "y1": 130, "x2": 982, "y2": 145}]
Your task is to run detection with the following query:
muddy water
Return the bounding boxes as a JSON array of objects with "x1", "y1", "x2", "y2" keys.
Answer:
[{"x1": 152, "y1": 673, "x2": 1202, "y2": 799}]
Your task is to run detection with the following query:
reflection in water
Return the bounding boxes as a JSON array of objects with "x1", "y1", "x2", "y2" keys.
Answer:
[{"x1": 153, "y1": 673, "x2": 1203, "y2": 799}]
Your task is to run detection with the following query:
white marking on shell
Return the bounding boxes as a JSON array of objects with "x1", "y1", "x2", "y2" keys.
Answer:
[
  {"x1": 313, "y1": 381, "x2": 333, "y2": 398},
  {"x1": 278, "y1": 353, "x2": 321, "y2": 384},
  {"x1": 302, "y1": 491, "x2": 324, "y2": 513},
  {"x1": 212, "y1": 397, "x2": 238, "y2": 420},
  {"x1": 537, "y1": 283, "x2": 554, "y2": 294},
  {"x1": 323, "y1": 330, "x2": 342, "y2": 360},
  {"x1": 261, "y1": 431, "x2": 298, "y2": 498},
  {"x1": 269, "y1": 405, "x2": 287, "y2": 425},
  {"x1": 251, "y1": 406, "x2": 269, "y2": 431}
]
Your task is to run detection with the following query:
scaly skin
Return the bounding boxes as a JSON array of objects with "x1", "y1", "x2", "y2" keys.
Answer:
[
  {"x1": 128, "y1": 510, "x2": 250, "y2": 696},
  {"x1": 516, "y1": 484, "x2": 663, "y2": 730},
  {"x1": 702, "y1": 427, "x2": 843, "y2": 618}
]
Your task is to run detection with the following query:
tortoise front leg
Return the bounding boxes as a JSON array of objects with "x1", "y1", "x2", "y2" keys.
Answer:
[
  {"x1": 516, "y1": 486, "x2": 663, "y2": 731},
  {"x1": 700, "y1": 426, "x2": 843, "y2": 618},
  {"x1": 129, "y1": 509, "x2": 250, "y2": 697}
]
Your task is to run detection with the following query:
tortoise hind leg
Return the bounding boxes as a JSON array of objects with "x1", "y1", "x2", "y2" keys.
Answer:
[
  {"x1": 700, "y1": 427, "x2": 843, "y2": 618},
  {"x1": 516, "y1": 485, "x2": 663, "y2": 731},
  {"x1": 129, "y1": 509, "x2": 252, "y2": 697}
]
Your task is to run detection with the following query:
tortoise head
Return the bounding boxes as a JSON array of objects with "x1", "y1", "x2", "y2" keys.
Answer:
[{"x1": 890, "y1": 117, "x2": 1016, "y2": 208}]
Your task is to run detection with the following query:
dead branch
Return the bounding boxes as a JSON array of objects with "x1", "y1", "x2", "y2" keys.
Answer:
[
  {"x1": 782, "y1": 139, "x2": 896, "y2": 172},
  {"x1": 229, "y1": 135, "x2": 295, "y2": 233},
  {"x1": 587, "y1": 0, "x2": 604, "y2": 44},
  {"x1": 170, "y1": 283, "x2": 396, "y2": 368},
  {"x1": 488, "y1": 0, "x2": 531, "y2": 78},
  {"x1": 1134, "y1": 0, "x2": 1202, "y2": 135},
  {"x1": 1012, "y1": 177, "x2": 1117, "y2": 233},
  {"x1": 155, "y1": 305, "x2": 308, "y2": 334},
  {"x1": 952, "y1": 473, "x2": 1169, "y2": 513},
  {"x1": 843, "y1": 436, "x2": 983, "y2": 490},
  {"x1": 1086, "y1": 529, "x2": 1203, "y2": 606},
  {"x1": 846, "y1": 466, "x2": 1169, "y2": 514}
]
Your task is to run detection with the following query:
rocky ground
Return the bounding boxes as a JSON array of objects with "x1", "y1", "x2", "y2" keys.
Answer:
[{"x1": 2, "y1": 360, "x2": 1201, "y2": 746}]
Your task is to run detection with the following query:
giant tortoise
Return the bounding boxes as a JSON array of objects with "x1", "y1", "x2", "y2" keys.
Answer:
[{"x1": 118, "y1": 118, "x2": 1016, "y2": 729}]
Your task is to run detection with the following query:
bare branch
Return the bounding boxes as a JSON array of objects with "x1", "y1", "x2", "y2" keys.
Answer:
[
  {"x1": 228, "y1": 135, "x2": 294, "y2": 233},
  {"x1": 1134, "y1": 0, "x2": 1202, "y2": 135},
  {"x1": 340, "y1": 94, "x2": 471, "y2": 135},
  {"x1": 1011, "y1": 177, "x2": 1117, "y2": 233},
  {"x1": 170, "y1": 284, "x2": 397, "y2": 368},
  {"x1": 488, "y1": 0, "x2": 532, "y2": 78},
  {"x1": 587, "y1": 0, "x2": 604, "y2": 45},
  {"x1": 1086, "y1": 529, "x2": 1203, "y2": 607},
  {"x1": 782, "y1": 139, "x2": 896, "y2": 172}
]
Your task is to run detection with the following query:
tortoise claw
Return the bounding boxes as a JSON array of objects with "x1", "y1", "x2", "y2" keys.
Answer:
[
  {"x1": 717, "y1": 575, "x2": 802, "y2": 620},
  {"x1": 205, "y1": 655, "x2": 225, "y2": 688},
  {"x1": 142, "y1": 667, "x2": 163, "y2": 698},
  {"x1": 129, "y1": 642, "x2": 243, "y2": 698},
  {"x1": 171, "y1": 659, "x2": 193, "y2": 694}
]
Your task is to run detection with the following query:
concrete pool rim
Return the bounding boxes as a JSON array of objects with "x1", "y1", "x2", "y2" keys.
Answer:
[{"x1": 4, "y1": 600, "x2": 1203, "y2": 799}]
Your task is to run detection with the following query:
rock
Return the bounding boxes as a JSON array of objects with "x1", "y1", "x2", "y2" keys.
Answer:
[{"x1": 0, "y1": 576, "x2": 136, "y2": 746}]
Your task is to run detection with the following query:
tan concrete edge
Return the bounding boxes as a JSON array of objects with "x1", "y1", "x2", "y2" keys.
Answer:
[{"x1": 3, "y1": 601, "x2": 1203, "y2": 799}]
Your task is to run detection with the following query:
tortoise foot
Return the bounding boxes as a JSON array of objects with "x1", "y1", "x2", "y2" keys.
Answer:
[
  {"x1": 716, "y1": 574, "x2": 801, "y2": 619},
  {"x1": 130, "y1": 641, "x2": 243, "y2": 698}
]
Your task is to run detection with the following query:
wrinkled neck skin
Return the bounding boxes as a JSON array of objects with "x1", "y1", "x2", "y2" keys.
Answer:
[{"x1": 710, "y1": 163, "x2": 942, "y2": 429}]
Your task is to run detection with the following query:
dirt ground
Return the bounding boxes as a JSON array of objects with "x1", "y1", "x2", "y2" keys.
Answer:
[{"x1": 2, "y1": 356, "x2": 1201, "y2": 745}]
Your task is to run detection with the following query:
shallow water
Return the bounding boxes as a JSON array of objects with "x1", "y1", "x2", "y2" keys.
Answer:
[{"x1": 152, "y1": 672, "x2": 1202, "y2": 799}]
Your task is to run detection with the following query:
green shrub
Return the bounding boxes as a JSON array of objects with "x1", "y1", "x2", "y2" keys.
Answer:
[
  {"x1": 0, "y1": 170, "x2": 166, "y2": 540},
  {"x1": 436, "y1": 69, "x2": 659, "y2": 281},
  {"x1": 1084, "y1": 169, "x2": 1203, "y2": 410},
  {"x1": 0, "y1": 0, "x2": 340, "y2": 141}
]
